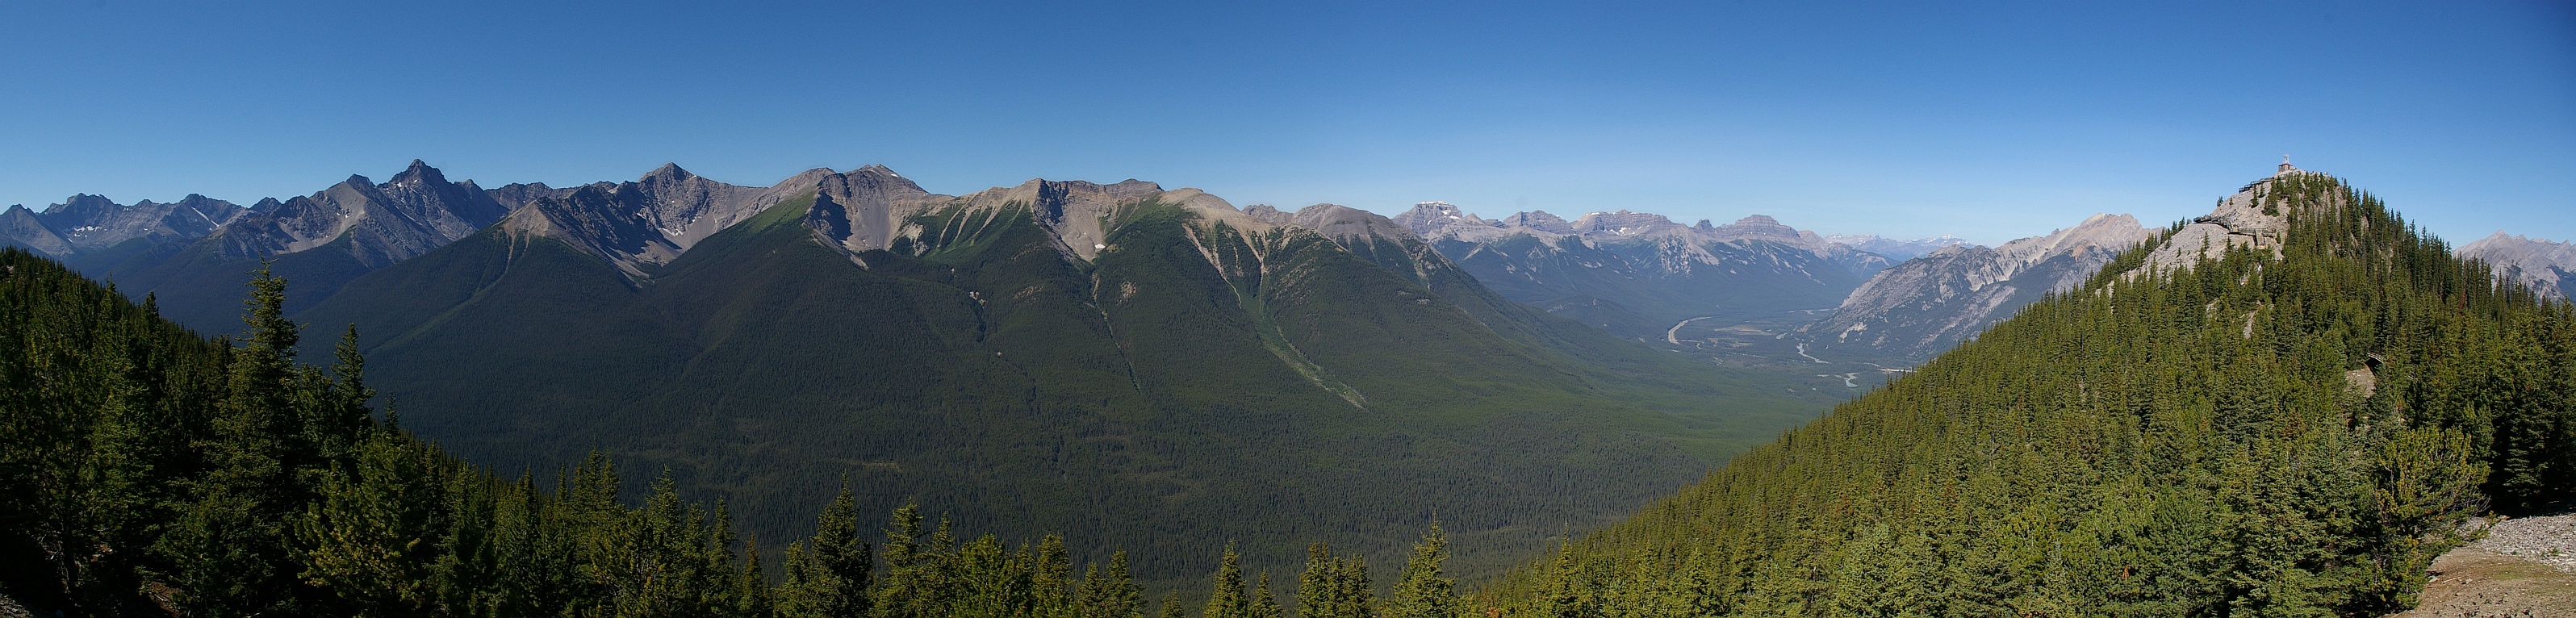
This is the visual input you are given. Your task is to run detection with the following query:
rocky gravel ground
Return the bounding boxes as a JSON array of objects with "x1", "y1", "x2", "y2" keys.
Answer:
[{"x1": 2473, "y1": 512, "x2": 2576, "y2": 574}]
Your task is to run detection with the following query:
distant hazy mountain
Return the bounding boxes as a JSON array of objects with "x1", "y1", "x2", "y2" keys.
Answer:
[
  {"x1": 0, "y1": 194, "x2": 246, "y2": 269},
  {"x1": 1821, "y1": 233, "x2": 1973, "y2": 261},
  {"x1": 1390, "y1": 201, "x2": 1892, "y2": 339},
  {"x1": 1799, "y1": 213, "x2": 2154, "y2": 363},
  {"x1": 60, "y1": 161, "x2": 512, "y2": 329},
  {"x1": 273, "y1": 165, "x2": 1840, "y2": 583},
  {"x1": 2460, "y1": 232, "x2": 2576, "y2": 300}
]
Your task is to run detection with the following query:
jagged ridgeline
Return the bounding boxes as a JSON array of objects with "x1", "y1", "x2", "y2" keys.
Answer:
[
  {"x1": 267, "y1": 166, "x2": 1838, "y2": 588},
  {"x1": 1484, "y1": 173, "x2": 2575, "y2": 616}
]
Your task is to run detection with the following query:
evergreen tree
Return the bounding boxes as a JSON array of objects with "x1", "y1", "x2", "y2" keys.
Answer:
[
  {"x1": 1201, "y1": 543, "x2": 1247, "y2": 618},
  {"x1": 1247, "y1": 572, "x2": 1281, "y2": 618},
  {"x1": 1387, "y1": 524, "x2": 1460, "y2": 618},
  {"x1": 784, "y1": 485, "x2": 872, "y2": 618},
  {"x1": 1077, "y1": 550, "x2": 1143, "y2": 618}
]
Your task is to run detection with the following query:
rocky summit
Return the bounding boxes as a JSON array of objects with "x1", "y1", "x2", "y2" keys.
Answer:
[{"x1": 2461, "y1": 231, "x2": 2576, "y2": 300}]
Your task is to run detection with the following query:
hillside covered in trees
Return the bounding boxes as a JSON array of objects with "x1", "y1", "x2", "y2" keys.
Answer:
[
  {"x1": 1486, "y1": 173, "x2": 2575, "y2": 616},
  {"x1": 0, "y1": 252, "x2": 1489, "y2": 617}
]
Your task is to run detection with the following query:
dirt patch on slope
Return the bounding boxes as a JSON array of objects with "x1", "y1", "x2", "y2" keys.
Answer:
[{"x1": 2395, "y1": 547, "x2": 2576, "y2": 617}]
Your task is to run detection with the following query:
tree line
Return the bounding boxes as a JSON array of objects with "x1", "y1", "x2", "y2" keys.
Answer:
[{"x1": 0, "y1": 252, "x2": 1478, "y2": 617}]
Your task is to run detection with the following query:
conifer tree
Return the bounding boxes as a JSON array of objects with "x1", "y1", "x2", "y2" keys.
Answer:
[
  {"x1": 1078, "y1": 550, "x2": 1143, "y2": 618},
  {"x1": 1202, "y1": 543, "x2": 1247, "y2": 618},
  {"x1": 1248, "y1": 572, "x2": 1281, "y2": 618},
  {"x1": 156, "y1": 264, "x2": 308, "y2": 617},
  {"x1": 784, "y1": 485, "x2": 872, "y2": 618},
  {"x1": 1388, "y1": 524, "x2": 1461, "y2": 618}
]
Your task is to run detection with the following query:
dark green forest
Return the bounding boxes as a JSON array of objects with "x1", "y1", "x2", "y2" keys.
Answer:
[
  {"x1": 283, "y1": 191, "x2": 1838, "y2": 587},
  {"x1": 1483, "y1": 175, "x2": 2574, "y2": 616},
  {"x1": 0, "y1": 252, "x2": 1480, "y2": 617}
]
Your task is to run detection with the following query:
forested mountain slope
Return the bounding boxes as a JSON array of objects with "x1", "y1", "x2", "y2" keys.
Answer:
[
  {"x1": 1488, "y1": 172, "x2": 2576, "y2": 616},
  {"x1": 285, "y1": 166, "x2": 1842, "y2": 586},
  {"x1": 2, "y1": 249, "x2": 1429, "y2": 618}
]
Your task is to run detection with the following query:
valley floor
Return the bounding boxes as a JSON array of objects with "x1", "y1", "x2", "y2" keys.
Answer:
[{"x1": 2395, "y1": 512, "x2": 2576, "y2": 617}]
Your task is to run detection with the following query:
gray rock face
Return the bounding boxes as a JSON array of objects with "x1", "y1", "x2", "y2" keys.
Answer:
[
  {"x1": 2135, "y1": 169, "x2": 2317, "y2": 274},
  {"x1": 500, "y1": 164, "x2": 828, "y2": 278},
  {"x1": 1823, "y1": 234, "x2": 1972, "y2": 261},
  {"x1": 34, "y1": 194, "x2": 245, "y2": 253},
  {"x1": 1390, "y1": 201, "x2": 1488, "y2": 232},
  {"x1": 205, "y1": 161, "x2": 510, "y2": 268},
  {"x1": 1293, "y1": 203, "x2": 1419, "y2": 243},
  {"x1": 1, "y1": 206, "x2": 75, "y2": 257},
  {"x1": 0, "y1": 194, "x2": 246, "y2": 259},
  {"x1": 804, "y1": 169, "x2": 1267, "y2": 265},
  {"x1": 2461, "y1": 232, "x2": 2576, "y2": 300},
  {"x1": 1388, "y1": 202, "x2": 1896, "y2": 336},
  {"x1": 1802, "y1": 213, "x2": 2154, "y2": 363}
]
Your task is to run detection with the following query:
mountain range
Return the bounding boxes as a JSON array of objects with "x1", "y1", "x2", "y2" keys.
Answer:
[
  {"x1": 10, "y1": 161, "x2": 1864, "y2": 584},
  {"x1": 1796, "y1": 213, "x2": 2156, "y2": 363},
  {"x1": 2461, "y1": 231, "x2": 2576, "y2": 300},
  {"x1": 6, "y1": 160, "x2": 2569, "y2": 616},
  {"x1": 1383, "y1": 199, "x2": 2158, "y2": 371}
]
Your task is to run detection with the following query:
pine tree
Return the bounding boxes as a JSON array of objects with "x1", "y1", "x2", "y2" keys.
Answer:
[
  {"x1": 1201, "y1": 543, "x2": 1247, "y2": 618},
  {"x1": 156, "y1": 264, "x2": 309, "y2": 617},
  {"x1": 784, "y1": 485, "x2": 872, "y2": 618},
  {"x1": 1077, "y1": 550, "x2": 1142, "y2": 618},
  {"x1": 1033, "y1": 534, "x2": 1073, "y2": 618},
  {"x1": 1248, "y1": 572, "x2": 1281, "y2": 618},
  {"x1": 1388, "y1": 524, "x2": 1461, "y2": 618}
]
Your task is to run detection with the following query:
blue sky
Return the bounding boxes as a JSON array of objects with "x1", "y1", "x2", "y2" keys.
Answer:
[{"x1": 3, "y1": 1, "x2": 2569, "y2": 246}]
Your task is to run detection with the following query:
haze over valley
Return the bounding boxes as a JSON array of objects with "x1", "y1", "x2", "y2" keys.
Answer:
[{"x1": 4, "y1": 2, "x2": 2571, "y2": 616}]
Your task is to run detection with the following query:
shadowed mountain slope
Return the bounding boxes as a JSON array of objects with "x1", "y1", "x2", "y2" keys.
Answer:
[{"x1": 291, "y1": 166, "x2": 1842, "y2": 585}]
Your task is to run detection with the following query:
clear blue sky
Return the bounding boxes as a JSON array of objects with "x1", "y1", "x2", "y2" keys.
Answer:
[{"x1": 4, "y1": 1, "x2": 2570, "y2": 246}]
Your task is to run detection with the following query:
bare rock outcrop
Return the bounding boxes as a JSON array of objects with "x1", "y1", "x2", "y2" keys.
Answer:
[
  {"x1": 2461, "y1": 232, "x2": 2576, "y2": 301},
  {"x1": 1800, "y1": 213, "x2": 2154, "y2": 362}
]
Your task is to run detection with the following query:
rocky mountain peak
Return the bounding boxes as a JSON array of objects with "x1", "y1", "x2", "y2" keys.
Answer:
[
  {"x1": 22, "y1": 193, "x2": 247, "y2": 253},
  {"x1": 1390, "y1": 201, "x2": 1487, "y2": 236},
  {"x1": 2140, "y1": 169, "x2": 2326, "y2": 273},
  {"x1": 643, "y1": 162, "x2": 694, "y2": 181},
  {"x1": 1802, "y1": 212, "x2": 2151, "y2": 363},
  {"x1": 1242, "y1": 204, "x2": 1294, "y2": 225},
  {"x1": 0, "y1": 205, "x2": 73, "y2": 257},
  {"x1": 391, "y1": 159, "x2": 445, "y2": 186},
  {"x1": 1292, "y1": 203, "x2": 1416, "y2": 244},
  {"x1": 1708, "y1": 214, "x2": 1806, "y2": 244},
  {"x1": 2461, "y1": 232, "x2": 2576, "y2": 300},
  {"x1": 1496, "y1": 211, "x2": 1574, "y2": 233},
  {"x1": 207, "y1": 161, "x2": 509, "y2": 267},
  {"x1": 1574, "y1": 210, "x2": 1687, "y2": 236}
]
